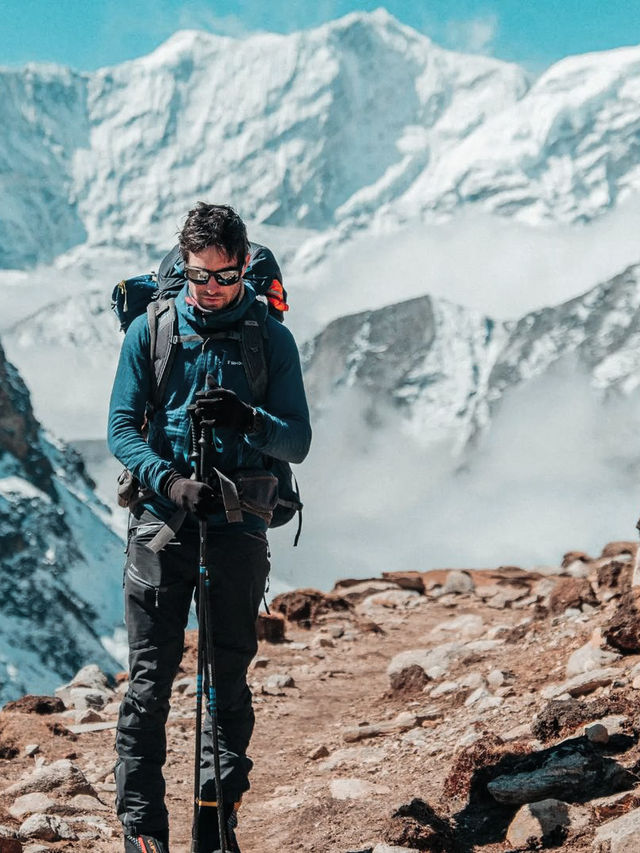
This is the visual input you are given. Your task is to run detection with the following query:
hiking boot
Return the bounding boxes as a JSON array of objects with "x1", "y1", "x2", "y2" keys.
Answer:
[
  {"x1": 124, "y1": 834, "x2": 169, "y2": 853},
  {"x1": 197, "y1": 806, "x2": 241, "y2": 853}
]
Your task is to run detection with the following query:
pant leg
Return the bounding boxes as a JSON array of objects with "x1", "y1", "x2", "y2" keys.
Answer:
[
  {"x1": 115, "y1": 513, "x2": 197, "y2": 836},
  {"x1": 199, "y1": 529, "x2": 270, "y2": 805}
]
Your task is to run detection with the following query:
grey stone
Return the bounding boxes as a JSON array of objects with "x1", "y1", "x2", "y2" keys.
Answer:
[
  {"x1": 585, "y1": 723, "x2": 609, "y2": 744},
  {"x1": 429, "y1": 680, "x2": 460, "y2": 698},
  {"x1": 19, "y1": 814, "x2": 76, "y2": 841},
  {"x1": 387, "y1": 642, "x2": 463, "y2": 687},
  {"x1": 264, "y1": 673, "x2": 295, "y2": 690},
  {"x1": 66, "y1": 687, "x2": 109, "y2": 711},
  {"x1": 594, "y1": 806, "x2": 640, "y2": 852},
  {"x1": 506, "y1": 799, "x2": 572, "y2": 847},
  {"x1": 9, "y1": 793, "x2": 55, "y2": 819},
  {"x1": 23, "y1": 745, "x2": 40, "y2": 758},
  {"x1": 566, "y1": 642, "x2": 621, "y2": 678},
  {"x1": 442, "y1": 570, "x2": 475, "y2": 595},
  {"x1": 2, "y1": 760, "x2": 95, "y2": 798},
  {"x1": 487, "y1": 669, "x2": 506, "y2": 688},
  {"x1": 541, "y1": 667, "x2": 620, "y2": 699},
  {"x1": 429, "y1": 613, "x2": 484, "y2": 641},
  {"x1": 460, "y1": 671, "x2": 486, "y2": 690}
]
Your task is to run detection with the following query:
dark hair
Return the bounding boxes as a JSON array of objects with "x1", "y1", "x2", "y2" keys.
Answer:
[{"x1": 178, "y1": 203, "x2": 249, "y2": 266}]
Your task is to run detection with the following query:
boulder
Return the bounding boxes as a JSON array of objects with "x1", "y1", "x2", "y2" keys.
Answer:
[
  {"x1": 566, "y1": 642, "x2": 621, "y2": 678},
  {"x1": 271, "y1": 588, "x2": 352, "y2": 627},
  {"x1": 2, "y1": 760, "x2": 95, "y2": 798},
  {"x1": 381, "y1": 571, "x2": 425, "y2": 593},
  {"x1": 548, "y1": 577, "x2": 598, "y2": 614},
  {"x1": 18, "y1": 814, "x2": 76, "y2": 842},
  {"x1": 604, "y1": 591, "x2": 640, "y2": 652},
  {"x1": 506, "y1": 799, "x2": 587, "y2": 847},
  {"x1": 593, "y1": 806, "x2": 640, "y2": 852},
  {"x1": 1, "y1": 697, "x2": 64, "y2": 715},
  {"x1": 9, "y1": 794, "x2": 55, "y2": 820},
  {"x1": 600, "y1": 542, "x2": 637, "y2": 560},
  {"x1": 442, "y1": 571, "x2": 475, "y2": 595},
  {"x1": 533, "y1": 697, "x2": 630, "y2": 742},
  {"x1": 487, "y1": 740, "x2": 633, "y2": 805},
  {"x1": 541, "y1": 667, "x2": 619, "y2": 700}
]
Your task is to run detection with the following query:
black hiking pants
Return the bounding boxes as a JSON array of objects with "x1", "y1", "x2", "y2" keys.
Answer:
[{"x1": 114, "y1": 510, "x2": 270, "y2": 838}]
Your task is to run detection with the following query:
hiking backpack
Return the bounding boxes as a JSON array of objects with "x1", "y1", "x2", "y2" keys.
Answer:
[{"x1": 111, "y1": 242, "x2": 303, "y2": 544}]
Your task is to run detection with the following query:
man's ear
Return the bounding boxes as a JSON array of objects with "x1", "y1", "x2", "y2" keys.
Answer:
[{"x1": 242, "y1": 252, "x2": 251, "y2": 274}]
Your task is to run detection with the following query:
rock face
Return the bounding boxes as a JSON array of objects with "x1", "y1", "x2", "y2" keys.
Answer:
[{"x1": 0, "y1": 342, "x2": 123, "y2": 704}]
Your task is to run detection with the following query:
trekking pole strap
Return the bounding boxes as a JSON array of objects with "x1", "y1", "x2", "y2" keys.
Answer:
[
  {"x1": 211, "y1": 467, "x2": 244, "y2": 524},
  {"x1": 146, "y1": 508, "x2": 188, "y2": 553}
]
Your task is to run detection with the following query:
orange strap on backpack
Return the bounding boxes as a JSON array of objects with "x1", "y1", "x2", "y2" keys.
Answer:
[{"x1": 266, "y1": 279, "x2": 289, "y2": 313}]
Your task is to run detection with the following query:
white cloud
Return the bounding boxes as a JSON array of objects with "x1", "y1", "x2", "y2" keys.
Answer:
[{"x1": 445, "y1": 13, "x2": 499, "y2": 55}]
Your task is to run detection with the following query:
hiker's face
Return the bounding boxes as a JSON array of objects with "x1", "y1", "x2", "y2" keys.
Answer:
[{"x1": 186, "y1": 246, "x2": 247, "y2": 311}]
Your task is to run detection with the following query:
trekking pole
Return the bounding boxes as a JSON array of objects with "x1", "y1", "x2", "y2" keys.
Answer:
[
  {"x1": 188, "y1": 405, "x2": 228, "y2": 853},
  {"x1": 188, "y1": 407, "x2": 205, "y2": 853}
]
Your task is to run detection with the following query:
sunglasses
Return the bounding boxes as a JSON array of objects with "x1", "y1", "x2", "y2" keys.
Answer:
[{"x1": 184, "y1": 265, "x2": 243, "y2": 286}]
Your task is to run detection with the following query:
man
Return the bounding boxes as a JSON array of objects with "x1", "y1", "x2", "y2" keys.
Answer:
[{"x1": 108, "y1": 203, "x2": 311, "y2": 853}]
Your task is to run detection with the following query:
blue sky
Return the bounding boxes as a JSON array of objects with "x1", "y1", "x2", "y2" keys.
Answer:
[{"x1": 2, "y1": 0, "x2": 640, "y2": 71}]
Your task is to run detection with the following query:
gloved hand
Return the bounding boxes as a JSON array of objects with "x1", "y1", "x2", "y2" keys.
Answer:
[
  {"x1": 162, "y1": 470, "x2": 218, "y2": 518},
  {"x1": 194, "y1": 378, "x2": 256, "y2": 433}
]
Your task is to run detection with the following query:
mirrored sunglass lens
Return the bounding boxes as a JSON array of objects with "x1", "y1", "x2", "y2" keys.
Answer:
[
  {"x1": 216, "y1": 270, "x2": 240, "y2": 284},
  {"x1": 187, "y1": 268, "x2": 209, "y2": 283}
]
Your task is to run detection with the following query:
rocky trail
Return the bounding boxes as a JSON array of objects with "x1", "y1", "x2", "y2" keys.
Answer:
[{"x1": 3, "y1": 542, "x2": 640, "y2": 851}]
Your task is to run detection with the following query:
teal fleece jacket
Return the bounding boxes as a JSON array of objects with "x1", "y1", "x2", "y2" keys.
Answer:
[{"x1": 107, "y1": 283, "x2": 311, "y2": 528}]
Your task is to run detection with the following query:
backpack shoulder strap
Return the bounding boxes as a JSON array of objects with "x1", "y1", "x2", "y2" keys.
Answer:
[
  {"x1": 146, "y1": 298, "x2": 179, "y2": 414},
  {"x1": 240, "y1": 299, "x2": 269, "y2": 405}
]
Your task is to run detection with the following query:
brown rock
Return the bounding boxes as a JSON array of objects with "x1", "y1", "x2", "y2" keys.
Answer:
[
  {"x1": 596, "y1": 560, "x2": 632, "y2": 596},
  {"x1": 1, "y1": 697, "x2": 64, "y2": 715},
  {"x1": 307, "y1": 745, "x2": 329, "y2": 760},
  {"x1": 604, "y1": 590, "x2": 640, "y2": 652},
  {"x1": 384, "y1": 799, "x2": 454, "y2": 852},
  {"x1": 271, "y1": 589, "x2": 352, "y2": 627},
  {"x1": 562, "y1": 551, "x2": 591, "y2": 568},
  {"x1": 114, "y1": 672, "x2": 129, "y2": 684},
  {"x1": 381, "y1": 572, "x2": 425, "y2": 593},
  {"x1": 532, "y1": 697, "x2": 630, "y2": 742},
  {"x1": 601, "y1": 541, "x2": 637, "y2": 560},
  {"x1": 388, "y1": 664, "x2": 428, "y2": 695},
  {"x1": 256, "y1": 612, "x2": 286, "y2": 643},
  {"x1": 548, "y1": 577, "x2": 598, "y2": 614}
]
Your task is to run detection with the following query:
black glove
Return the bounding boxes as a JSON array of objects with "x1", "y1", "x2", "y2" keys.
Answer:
[
  {"x1": 162, "y1": 470, "x2": 218, "y2": 518},
  {"x1": 194, "y1": 380, "x2": 256, "y2": 433}
]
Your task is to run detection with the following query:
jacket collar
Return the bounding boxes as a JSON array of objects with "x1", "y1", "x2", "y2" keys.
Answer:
[{"x1": 177, "y1": 282, "x2": 257, "y2": 330}]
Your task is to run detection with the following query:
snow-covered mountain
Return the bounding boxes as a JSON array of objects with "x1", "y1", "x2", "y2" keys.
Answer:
[
  {"x1": 0, "y1": 340, "x2": 124, "y2": 703},
  {"x1": 0, "y1": 10, "x2": 524, "y2": 268},
  {"x1": 6, "y1": 11, "x2": 640, "y2": 273},
  {"x1": 303, "y1": 262, "x2": 640, "y2": 448}
]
